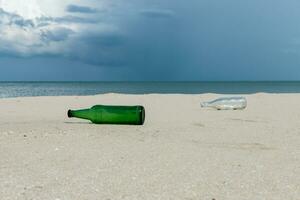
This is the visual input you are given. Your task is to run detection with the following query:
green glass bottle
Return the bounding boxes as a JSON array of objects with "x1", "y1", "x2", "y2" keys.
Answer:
[{"x1": 68, "y1": 105, "x2": 145, "y2": 125}]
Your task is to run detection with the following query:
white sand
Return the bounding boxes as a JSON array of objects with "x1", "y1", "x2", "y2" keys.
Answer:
[{"x1": 0, "y1": 93, "x2": 299, "y2": 200}]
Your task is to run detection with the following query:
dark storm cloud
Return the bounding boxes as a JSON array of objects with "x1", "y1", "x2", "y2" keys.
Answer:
[
  {"x1": 66, "y1": 4, "x2": 98, "y2": 14},
  {"x1": 1, "y1": 1, "x2": 189, "y2": 79},
  {"x1": 0, "y1": 7, "x2": 107, "y2": 61},
  {"x1": 4, "y1": 0, "x2": 300, "y2": 81},
  {"x1": 66, "y1": 31, "x2": 127, "y2": 66},
  {"x1": 40, "y1": 27, "x2": 74, "y2": 42}
]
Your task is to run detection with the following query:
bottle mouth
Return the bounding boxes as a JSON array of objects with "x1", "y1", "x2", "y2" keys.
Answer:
[{"x1": 67, "y1": 110, "x2": 72, "y2": 118}]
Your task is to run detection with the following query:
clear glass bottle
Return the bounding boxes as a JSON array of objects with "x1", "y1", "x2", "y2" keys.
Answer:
[{"x1": 201, "y1": 97, "x2": 247, "y2": 110}]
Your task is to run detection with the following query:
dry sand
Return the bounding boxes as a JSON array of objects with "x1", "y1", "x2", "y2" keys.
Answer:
[{"x1": 0, "y1": 93, "x2": 299, "y2": 200}]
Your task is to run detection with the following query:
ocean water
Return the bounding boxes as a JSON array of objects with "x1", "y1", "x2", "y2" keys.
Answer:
[{"x1": 0, "y1": 82, "x2": 300, "y2": 98}]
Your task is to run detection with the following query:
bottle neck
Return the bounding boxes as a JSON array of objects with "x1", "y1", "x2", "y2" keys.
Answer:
[{"x1": 68, "y1": 109, "x2": 92, "y2": 120}]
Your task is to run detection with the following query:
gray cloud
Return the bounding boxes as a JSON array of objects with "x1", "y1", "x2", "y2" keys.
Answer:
[
  {"x1": 0, "y1": 8, "x2": 34, "y2": 27},
  {"x1": 0, "y1": 8, "x2": 17, "y2": 17},
  {"x1": 3, "y1": 0, "x2": 300, "y2": 81},
  {"x1": 0, "y1": 2, "x2": 179, "y2": 73},
  {"x1": 66, "y1": 4, "x2": 98, "y2": 14},
  {"x1": 40, "y1": 27, "x2": 74, "y2": 42},
  {"x1": 139, "y1": 9, "x2": 175, "y2": 19},
  {"x1": 0, "y1": 2, "x2": 181, "y2": 73},
  {"x1": 12, "y1": 18, "x2": 34, "y2": 27},
  {"x1": 38, "y1": 15, "x2": 100, "y2": 24},
  {"x1": 0, "y1": 6, "x2": 126, "y2": 67},
  {"x1": 0, "y1": 8, "x2": 97, "y2": 56},
  {"x1": 0, "y1": 8, "x2": 98, "y2": 31}
]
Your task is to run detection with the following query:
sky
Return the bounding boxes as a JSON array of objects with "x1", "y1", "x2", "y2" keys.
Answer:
[{"x1": 0, "y1": 0, "x2": 299, "y2": 81}]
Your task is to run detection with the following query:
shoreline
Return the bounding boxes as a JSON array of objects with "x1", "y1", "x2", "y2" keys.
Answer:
[
  {"x1": 2, "y1": 82, "x2": 300, "y2": 99},
  {"x1": 0, "y1": 91, "x2": 299, "y2": 99}
]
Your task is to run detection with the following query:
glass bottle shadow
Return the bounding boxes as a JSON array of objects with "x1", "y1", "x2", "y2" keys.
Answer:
[
  {"x1": 64, "y1": 121, "x2": 145, "y2": 126},
  {"x1": 64, "y1": 121, "x2": 92, "y2": 124}
]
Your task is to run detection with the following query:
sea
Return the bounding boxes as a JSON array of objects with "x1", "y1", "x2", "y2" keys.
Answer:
[{"x1": 0, "y1": 82, "x2": 300, "y2": 98}]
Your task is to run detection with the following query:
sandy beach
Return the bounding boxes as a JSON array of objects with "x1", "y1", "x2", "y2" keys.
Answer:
[{"x1": 0, "y1": 93, "x2": 299, "y2": 200}]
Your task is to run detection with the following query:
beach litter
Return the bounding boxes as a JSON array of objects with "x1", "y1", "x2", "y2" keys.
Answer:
[
  {"x1": 201, "y1": 97, "x2": 247, "y2": 110},
  {"x1": 68, "y1": 105, "x2": 145, "y2": 125}
]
